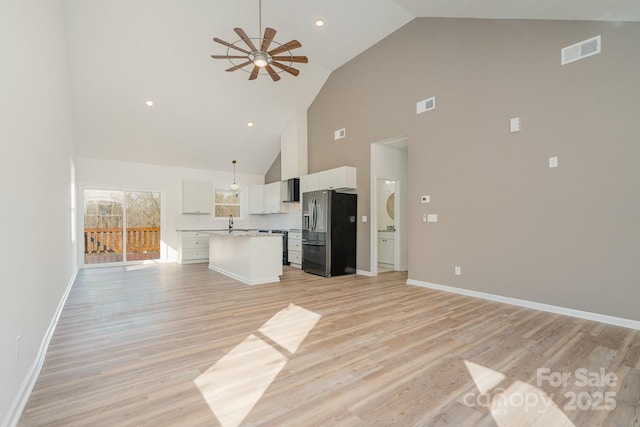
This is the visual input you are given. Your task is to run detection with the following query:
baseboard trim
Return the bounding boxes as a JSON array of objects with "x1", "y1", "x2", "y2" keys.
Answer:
[
  {"x1": 357, "y1": 269, "x2": 376, "y2": 277},
  {"x1": 406, "y1": 279, "x2": 640, "y2": 331},
  {"x1": 3, "y1": 268, "x2": 78, "y2": 427}
]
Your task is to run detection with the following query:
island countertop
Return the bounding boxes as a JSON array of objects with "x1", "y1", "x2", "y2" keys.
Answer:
[
  {"x1": 208, "y1": 232, "x2": 282, "y2": 285},
  {"x1": 206, "y1": 230, "x2": 278, "y2": 237}
]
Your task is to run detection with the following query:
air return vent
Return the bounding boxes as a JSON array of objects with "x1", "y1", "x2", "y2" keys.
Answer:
[
  {"x1": 334, "y1": 128, "x2": 346, "y2": 140},
  {"x1": 561, "y1": 35, "x2": 601, "y2": 65},
  {"x1": 416, "y1": 97, "x2": 435, "y2": 114}
]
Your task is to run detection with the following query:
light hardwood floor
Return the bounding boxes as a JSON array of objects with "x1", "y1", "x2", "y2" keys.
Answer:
[{"x1": 19, "y1": 264, "x2": 640, "y2": 426}]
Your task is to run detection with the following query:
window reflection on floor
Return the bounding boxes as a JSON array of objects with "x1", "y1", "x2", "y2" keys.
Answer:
[
  {"x1": 464, "y1": 360, "x2": 575, "y2": 426},
  {"x1": 195, "y1": 304, "x2": 321, "y2": 427}
]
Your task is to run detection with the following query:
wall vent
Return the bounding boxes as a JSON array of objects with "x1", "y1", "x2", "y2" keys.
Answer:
[
  {"x1": 334, "y1": 128, "x2": 346, "y2": 140},
  {"x1": 416, "y1": 97, "x2": 435, "y2": 114},
  {"x1": 561, "y1": 35, "x2": 601, "y2": 65}
]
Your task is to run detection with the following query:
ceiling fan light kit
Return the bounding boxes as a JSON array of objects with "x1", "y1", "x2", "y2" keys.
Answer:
[{"x1": 211, "y1": 0, "x2": 308, "y2": 81}]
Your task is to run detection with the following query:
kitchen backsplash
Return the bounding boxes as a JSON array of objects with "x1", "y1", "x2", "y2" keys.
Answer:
[{"x1": 175, "y1": 202, "x2": 302, "y2": 231}]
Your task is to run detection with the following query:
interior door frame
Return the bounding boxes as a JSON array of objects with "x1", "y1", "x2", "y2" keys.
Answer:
[
  {"x1": 370, "y1": 136, "x2": 409, "y2": 276},
  {"x1": 78, "y1": 185, "x2": 166, "y2": 268}
]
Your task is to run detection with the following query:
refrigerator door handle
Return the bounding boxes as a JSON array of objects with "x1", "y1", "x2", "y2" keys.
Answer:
[
  {"x1": 314, "y1": 198, "x2": 318, "y2": 230},
  {"x1": 311, "y1": 197, "x2": 316, "y2": 231}
]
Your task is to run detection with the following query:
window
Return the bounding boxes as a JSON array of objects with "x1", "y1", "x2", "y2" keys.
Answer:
[{"x1": 215, "y1": 190, "x2": 240, "y2": 218}]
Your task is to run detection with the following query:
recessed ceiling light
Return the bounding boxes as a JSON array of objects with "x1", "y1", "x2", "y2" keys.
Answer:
[
  {"x1": 145, "y1": 100, "x2": 154, "y2": 107},
  {"x1": 247, "y1": 121, "x2": 255, "y2": 128},
  {"x1": 314, "y1": 19, "x2": 325, "y2": 28}
]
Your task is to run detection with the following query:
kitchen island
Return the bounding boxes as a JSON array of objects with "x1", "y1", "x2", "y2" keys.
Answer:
[{"x1": 208, "y1": 230, "x2": 283, "y2": 285}]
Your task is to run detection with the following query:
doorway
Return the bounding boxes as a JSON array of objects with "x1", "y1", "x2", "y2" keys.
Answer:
[
  {"x1": 371, "y1": 137, "x2": 408, "y2": 275},
  {"x1": 377, "y1": 178, "x2": 397, "y2": 272},
  {"x1": 83, "y1": 189, "x2": 161, "y2": 265}
]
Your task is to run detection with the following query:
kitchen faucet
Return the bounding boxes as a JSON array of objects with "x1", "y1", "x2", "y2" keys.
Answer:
[{"x1": 228, "y1": 214, "x2": 233, "y2": 232}]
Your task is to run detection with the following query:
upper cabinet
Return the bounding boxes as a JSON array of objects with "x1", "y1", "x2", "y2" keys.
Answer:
[
  {"x1": 248, "y1": 184, "x2": 265, "y2": 215},
  {"x1": 249, "y1": 181, "x2": 289, "y2": 215},
  {"x1": 300, "y1": 166, "x2": 357, "y2": 194},
  {"x1": 181, "y1": 181, "x2": 213, "y2": 214}
]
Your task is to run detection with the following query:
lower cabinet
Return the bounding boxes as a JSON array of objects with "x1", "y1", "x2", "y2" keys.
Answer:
[
  {"x1": 178, "y1": 231, "x2": 209, "y2": 264},
  {"x1": 288, "y1": 232, "x2": 302, "y2": 268},
  {"x1": 378, "y1": 232, "x2": 395, "y2": 265}
]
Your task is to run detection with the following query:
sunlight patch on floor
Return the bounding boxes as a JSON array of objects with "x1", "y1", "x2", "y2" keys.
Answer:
[
  {"x1": 464, "y1": 360, "x2": 506, "y2": 394},
  {"x1": 259, "y1": 303, "x2": 322, "y2": 353},
  {"x1": 195, "y1": 304, "x2": 321, "y2": 427},
  {"x1": 465, "y1": 360, "x2": 575, "y2": 427}
]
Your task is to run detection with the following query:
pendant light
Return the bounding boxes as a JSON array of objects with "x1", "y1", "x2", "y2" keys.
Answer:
[{"x1": 230, "y1": 160, "x2": 240, "y2": 191}]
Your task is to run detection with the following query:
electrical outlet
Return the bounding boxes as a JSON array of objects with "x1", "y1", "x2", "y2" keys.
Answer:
[
  {"x1": 422, "y1": 213, "x2": 427, "y2": 222},
  {"x1": 16, "y1": 335, "x2": 21, "y2": 360},
  {"x1": 455, "y1": 266, "x2": 461, "y2": 276}
]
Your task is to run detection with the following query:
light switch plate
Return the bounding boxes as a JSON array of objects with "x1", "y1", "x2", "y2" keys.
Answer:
[
  {"x1": 510, "y1": 117, "x2": 521, "y2": 133},
  {"x1": 421, "y1": 195, "x2": 430, "y2": 203},
  {"x1": 422, "y1": 213, "x2": 427, "y2": 222},
  {"x1": 362, "y1": 215, "x2": 368, "y2": 223},
  {"x1": 549, "y1": 156, "x2": 558, "y2": 168},
  {"x1": 427, "y1": 214, "x2": 438, "y2": 223}
]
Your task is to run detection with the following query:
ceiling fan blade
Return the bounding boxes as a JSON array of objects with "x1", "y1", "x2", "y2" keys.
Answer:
[
  {"x1": 213, "y1": 37, "x2": 251, "y2": 55},
  {"x1": 271, "y1": 61, "x2": 300, "y2": 76},
  {"x1": 211, "y1": 55, "x2": 248, "y2": 60},
  {"x1": 268, "y1": 40, "x2": 302, "y2": 56},
  {"x1": 225, "y1": 61, "x2": 252, "y2": 72},
  {"x1": 261, "y1": 27, "x2": 277, "y2": 53},
  {"x1": 264, "y1": 64, "x2": 281, "y2": 82},
  {"x1": 249, "y1": 66, "x2": 260, "y2": 81},
  {"x1": 271, "y1": 56, "x2": 308, "y2": 64},
  {"x1": 234, "y1": 27, "x2": 258, "y2": 52}
]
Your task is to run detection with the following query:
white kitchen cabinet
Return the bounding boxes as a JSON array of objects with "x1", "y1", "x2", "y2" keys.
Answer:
[
  {"x1": 378, "y1": 232, "x2": 395, "y2": 266},
  {"x1": 288, "y1": 232, "x2": 302, "y2": 268},
  {"x1": 248, "y1": 184, "x2": 264, "y2": 214},
  {"x1": 300, "y1": 166, "x2": 356, "y2": 194},
  {"x1": 248, "y1": 182, "x2": 289, "y2": 214},
  {"x1": 300, "y1": 173, "x2": 319, "y2": 195},
  {"x1": 182, "y1": 181, "x2": 212, "y2": 214},
  {"x1": 263, "y1": 182, "x2": 280, "y2": 213},
  {"x1": 178, "y1": 231, "x2": 210, "y2": 263}
]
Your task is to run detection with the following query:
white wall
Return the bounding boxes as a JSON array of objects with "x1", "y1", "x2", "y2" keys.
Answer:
[
  {"x1": 0, "y1": 1, "x2": 77, "y2": 424},
  {"x1": 77, "y1": 158, "x2": 302, "y2": 264}
]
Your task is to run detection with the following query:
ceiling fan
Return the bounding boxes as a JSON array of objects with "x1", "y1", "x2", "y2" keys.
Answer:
[{"x1": 210, "y1": 0, "x2": 308, "y2": 81}]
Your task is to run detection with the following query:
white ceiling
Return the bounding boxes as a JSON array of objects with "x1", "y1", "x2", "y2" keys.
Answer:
[{"x1": 64, "y1": 0, "x2": 640, "y2": 176}]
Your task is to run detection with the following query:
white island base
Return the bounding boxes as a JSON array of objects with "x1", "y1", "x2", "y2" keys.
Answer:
[{"x1": 208, "y1": 231, "x2": 283, "y2": 285}]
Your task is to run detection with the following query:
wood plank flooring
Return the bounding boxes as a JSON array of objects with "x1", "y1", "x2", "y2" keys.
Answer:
[{"x1": 19, "y1": 264, "x2": 640, "y2": 426}]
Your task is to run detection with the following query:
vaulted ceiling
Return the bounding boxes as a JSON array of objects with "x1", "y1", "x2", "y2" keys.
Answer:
[{"x1": 64, "y1": 0, "x2": 640, "y2": 176}]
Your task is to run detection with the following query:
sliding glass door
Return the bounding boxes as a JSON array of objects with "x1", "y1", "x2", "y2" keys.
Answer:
[{"x1": 83, "y1": 189, "x2": 161, "y2": 265}]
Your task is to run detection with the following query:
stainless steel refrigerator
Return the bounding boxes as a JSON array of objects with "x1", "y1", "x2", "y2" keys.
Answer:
[{"x1": 302, "y1": 190, "x2": 357, "y2": 277}]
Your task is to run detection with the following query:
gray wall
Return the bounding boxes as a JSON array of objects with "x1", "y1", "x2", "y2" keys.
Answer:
[
  {"x1": 265, "y1": 153, "x2": 281, "y2": 184},
  {"x1": 307, "y1": 18, "x2": 640, "y2": 320},
  {"x1": 0, "y1": 0, "x2": 77, "y2": 422}
]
